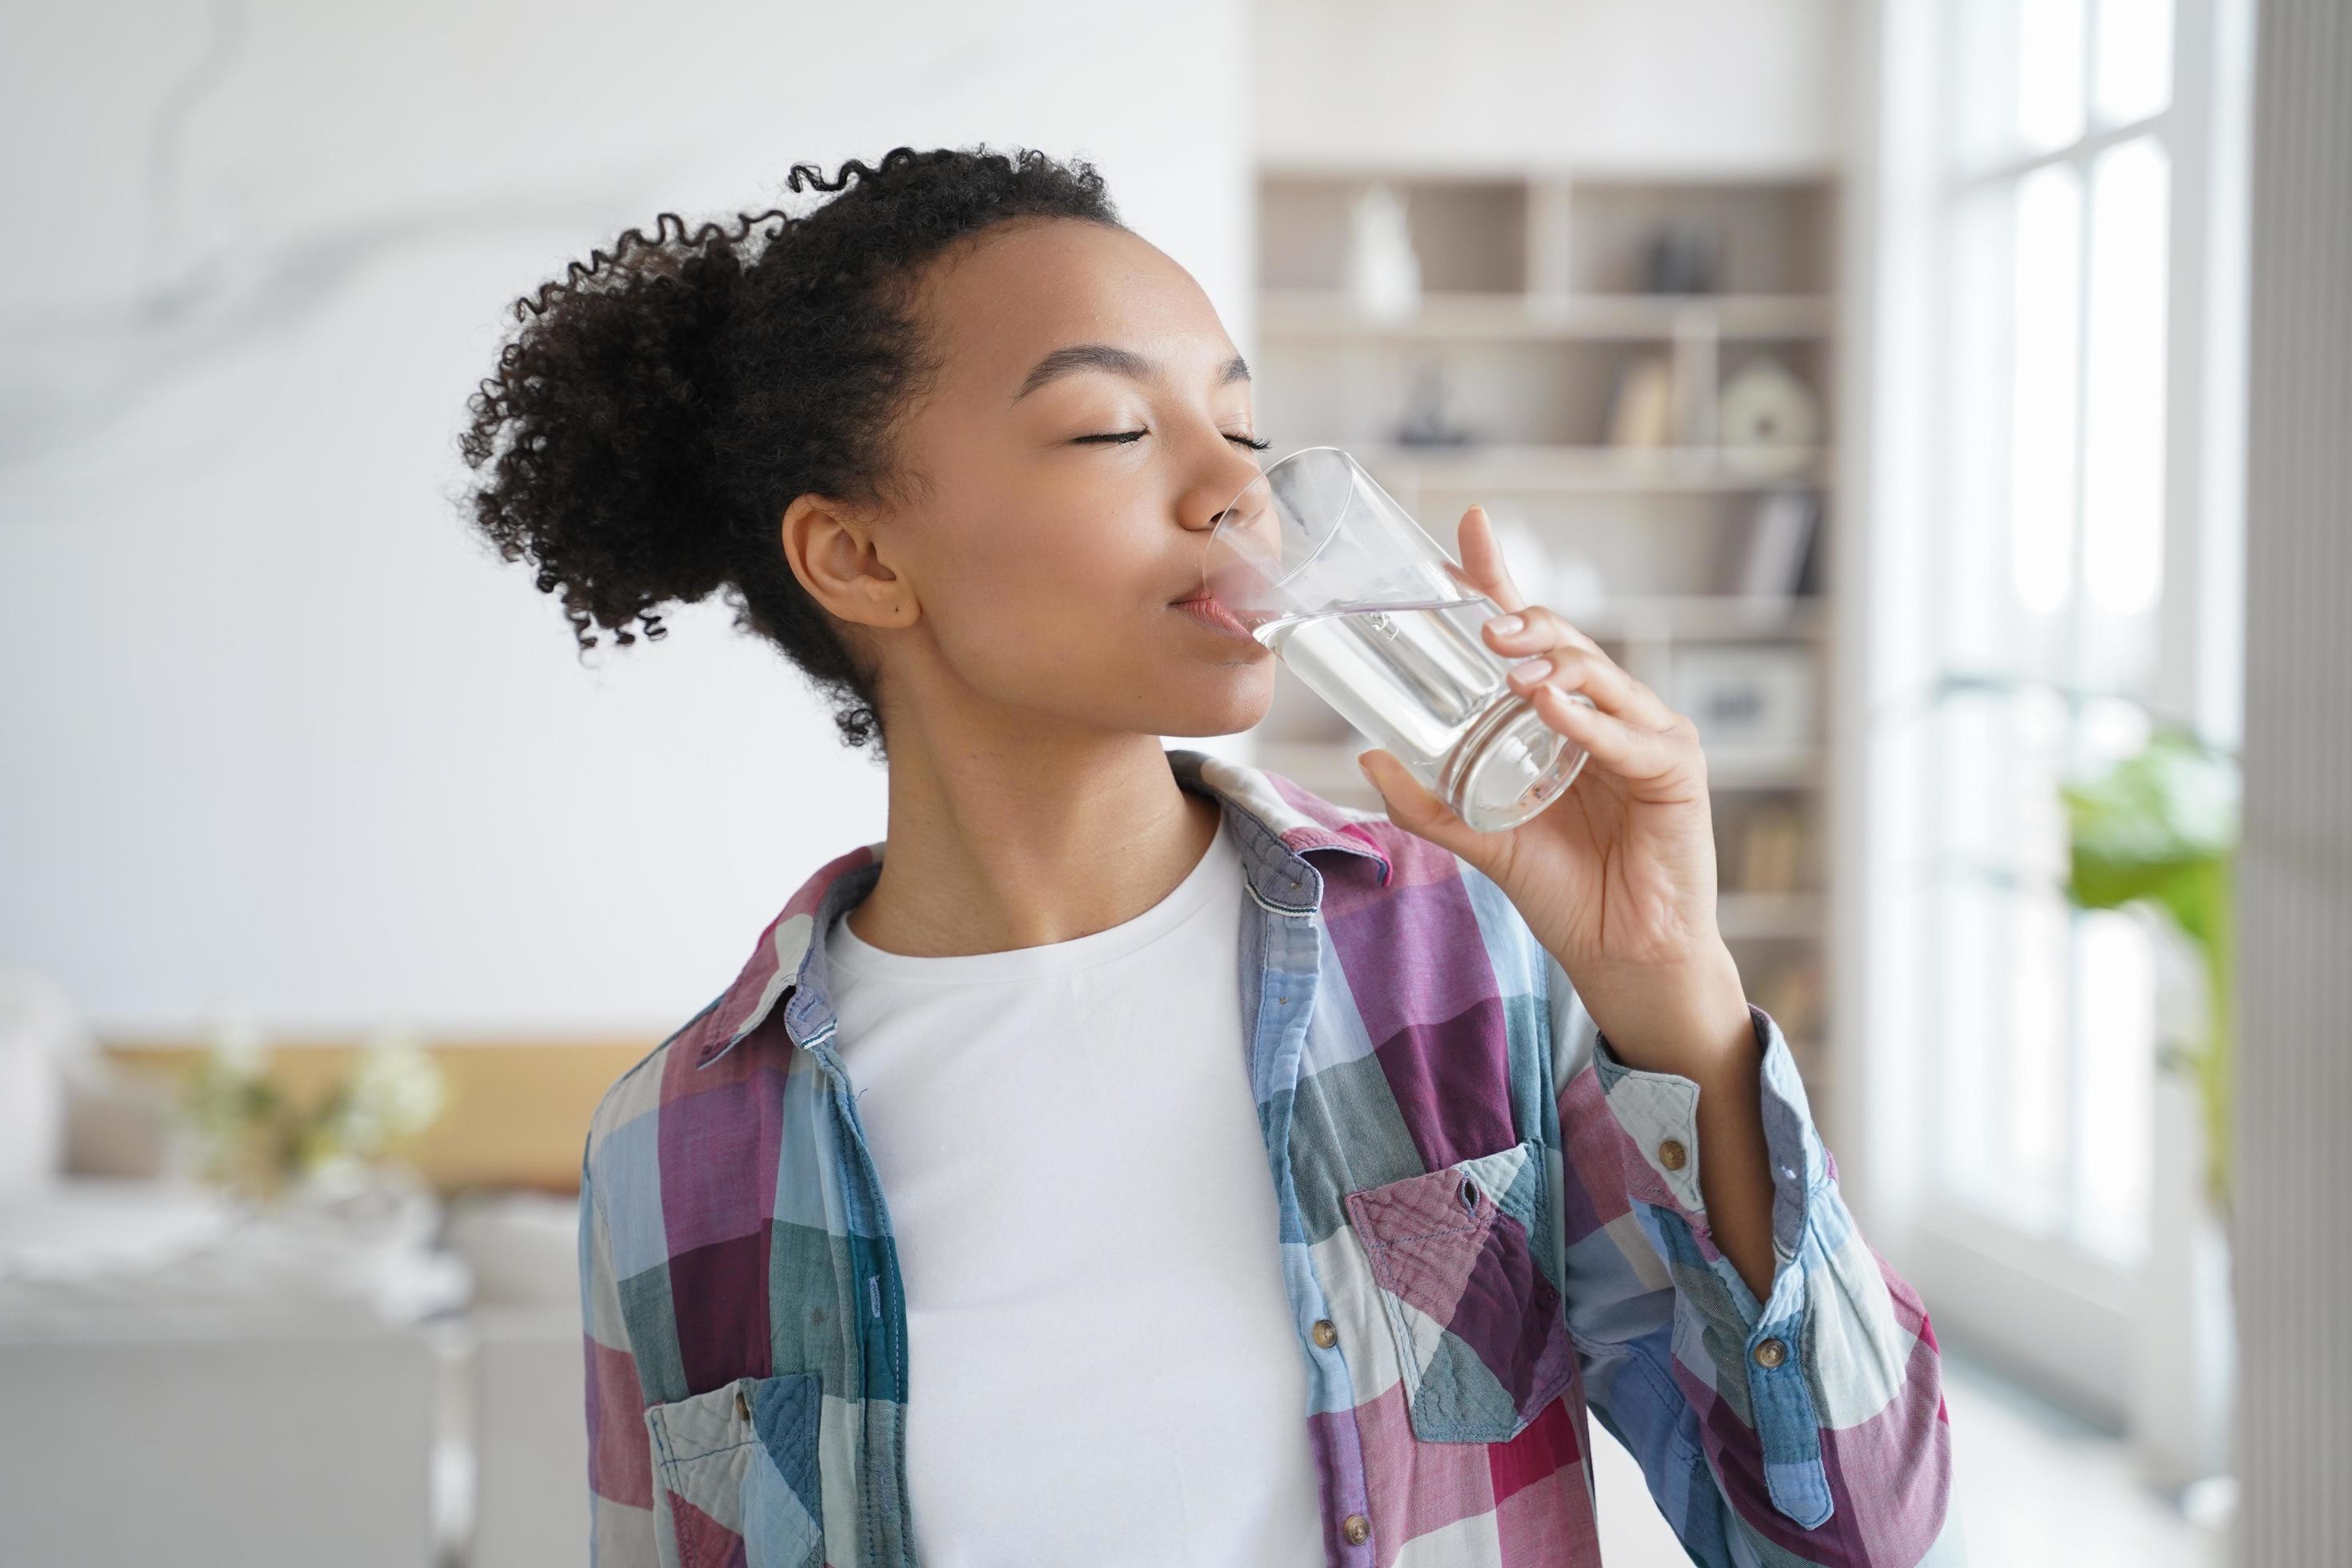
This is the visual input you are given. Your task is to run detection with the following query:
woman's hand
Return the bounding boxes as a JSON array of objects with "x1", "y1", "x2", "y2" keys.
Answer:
[{"x1": 1354, "y1": 503, "x2": 1750, "y2": 1069}]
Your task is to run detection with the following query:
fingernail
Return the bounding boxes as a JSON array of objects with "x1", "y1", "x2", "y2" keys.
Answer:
[{"x1": 1487, "y1": 613, "x2": 1523, "y2": 634}]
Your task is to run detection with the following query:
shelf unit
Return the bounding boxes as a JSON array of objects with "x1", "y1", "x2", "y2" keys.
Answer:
[{"x1": 1246, "y1": 165, "x2": 1838, "y2": 1109}]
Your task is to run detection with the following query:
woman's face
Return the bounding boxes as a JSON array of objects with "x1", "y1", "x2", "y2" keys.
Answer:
[{"x1": 789, "y1": 216, "x2": 1280, "y2": 750}]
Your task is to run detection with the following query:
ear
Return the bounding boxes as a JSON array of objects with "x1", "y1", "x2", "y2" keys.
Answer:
[{"x1": 782, "y1": 493, "x2": 911, "y2": 629}]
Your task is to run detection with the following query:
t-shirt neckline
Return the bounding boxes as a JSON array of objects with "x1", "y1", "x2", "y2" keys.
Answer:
[{"x1": 825, "y1": 812, "x2": 1235, "y2": 986}]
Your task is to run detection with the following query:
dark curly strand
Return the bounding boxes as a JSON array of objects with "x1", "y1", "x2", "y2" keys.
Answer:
[{"x1": 456, "y1": 144, "x2": 1125, "y2": 758}]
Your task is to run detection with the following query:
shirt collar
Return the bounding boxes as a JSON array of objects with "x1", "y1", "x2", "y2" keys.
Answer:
[{"x1": 690, "y1": 746, "x2": 1391, "y2": 1070}]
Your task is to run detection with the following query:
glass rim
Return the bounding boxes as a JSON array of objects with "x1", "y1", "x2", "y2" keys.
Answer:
[
  {"x1": 1202, "y1": 445, "x2": 1365, "y2": 601},
  {"x1": 1208, "y1": 443, "x2": 1354, "y2": 539}
]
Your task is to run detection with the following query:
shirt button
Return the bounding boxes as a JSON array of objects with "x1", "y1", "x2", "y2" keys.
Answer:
[
  {"x1": 1312, "y1": 1318, "x2": 1338, "y2": 1349},
  {"x1": 1658, "y1": 1138, "x2": 1688, "y2": 1170},
  {"x1": 1342, "y1": 1513, "x2": 1371, "y2": 1545},
  {"x1": 1753, "y1": 1337, "x2": 1788, "y2": 1368}
]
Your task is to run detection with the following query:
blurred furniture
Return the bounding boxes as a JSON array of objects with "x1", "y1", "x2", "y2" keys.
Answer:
[
  {"x1": 467, "y1": 1305, "x2": 591, "y2": 1568},
  {"x1": 2, "y1": 961, "x2": 612, "y2": 1568},
  {"x1": 0, "y1": 970, "x2": 476, "y2": 1568},
  {"x1": 0, "y1": 1174, "x2": 466, "y2": 1568},
  {"x1": 446, "y1": 1190, "x2": 591, "y2": 1568},
  {"x1": 0, "y1": 1312, "x2": 445, "y2": 1568},
  {"x1": 0, "y1": 1134, "x2": 591, "y2": 1568},
  {"x1": 0, "y1": 966, "x2": 178, "y2": 1194}
]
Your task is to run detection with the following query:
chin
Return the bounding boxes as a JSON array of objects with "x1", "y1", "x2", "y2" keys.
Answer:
[{"x1": 1153, "y1": 666, "x2": 1278, "y2": 738}]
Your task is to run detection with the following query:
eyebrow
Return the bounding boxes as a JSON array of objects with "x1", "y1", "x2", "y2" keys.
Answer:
[{"x1": 1010, "y1": 343, "x2": 1252, "y2": 405}]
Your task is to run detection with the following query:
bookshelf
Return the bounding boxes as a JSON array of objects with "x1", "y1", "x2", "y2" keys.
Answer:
[{"x1": 1246, "y1": 164, "x2": 1838, "y2": 1110}]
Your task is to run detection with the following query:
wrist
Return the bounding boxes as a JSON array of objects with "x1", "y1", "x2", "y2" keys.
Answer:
[{"x1": 1581, "y1": 942, "x2": 1753, "y2": 1076}]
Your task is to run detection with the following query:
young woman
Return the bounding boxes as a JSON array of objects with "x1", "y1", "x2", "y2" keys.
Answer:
[{"x1": 461, "y1": 145, "x2": 1961, "y2": 1568}]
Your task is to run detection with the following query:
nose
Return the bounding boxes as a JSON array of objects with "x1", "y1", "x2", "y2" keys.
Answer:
[{"x1": 1190, "y1": 447, "x2": 1267, "y2": 536}]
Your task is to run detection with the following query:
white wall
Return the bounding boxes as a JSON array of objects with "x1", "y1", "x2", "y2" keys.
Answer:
[
  {"x1": 1255, "y1": 0, "x2": 1846, "y2": 174},
  {"x1": 0, "y1": 0, "x2": 1252, "y2": 1038}
]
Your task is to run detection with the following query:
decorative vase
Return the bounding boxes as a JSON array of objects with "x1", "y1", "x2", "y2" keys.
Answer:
[{"x1": 1343, "y1": 182, "x2": 1422, "y2": 323}]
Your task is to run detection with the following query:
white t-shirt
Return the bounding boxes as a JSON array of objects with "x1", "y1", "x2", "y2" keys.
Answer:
[{"x1": 821, "y1": 812, "x2": 1326, "y2": 1566}]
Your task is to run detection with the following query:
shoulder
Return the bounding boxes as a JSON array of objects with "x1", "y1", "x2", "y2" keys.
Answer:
[{"x1": 580, "y1": 990, "x2": 725, "y2": 1198}]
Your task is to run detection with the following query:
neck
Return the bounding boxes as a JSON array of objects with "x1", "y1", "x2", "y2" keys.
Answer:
[{"x1": 844, "y1": 728, "x2": 1220, "y2": 959}]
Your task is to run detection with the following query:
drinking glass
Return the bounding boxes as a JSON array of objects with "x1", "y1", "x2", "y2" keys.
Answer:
[{"x1": 1201, "y1": 446, "x2": 1591, "y2": 833}]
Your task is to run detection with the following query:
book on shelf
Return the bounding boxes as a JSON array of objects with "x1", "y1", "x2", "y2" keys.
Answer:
[
  {"x1": 1793, "y1": 494, "x2": 1824, "y2": 596},
  {"x1": 1737, "y1": 802, "x2": 1806, "y2": 894},
  {"x1": 1734, "y1": 486, "x2": 1822, "y2": 599},
  {"x1": 1603, "y1": 354, "x2": 1677, "y2": 448},
  {"x1": 1749, "y1": 959, "x2": 1823, "y2": 1045}
]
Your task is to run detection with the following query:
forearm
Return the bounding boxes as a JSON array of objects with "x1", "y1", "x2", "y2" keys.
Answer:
[
  {"x1": 1682, "y1": 1014, "x2": 1778, "y2": 1302},
  {"x1": 1578, "y1": 941, "x2": 1780, "y2": 1302}
]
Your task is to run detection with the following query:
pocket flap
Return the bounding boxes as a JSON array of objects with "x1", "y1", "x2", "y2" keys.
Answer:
[
  {"x1": 642, "y1": 1372, "x2": 825, "y2": 1568},
  {"x1": 1342, "y1": 1138, "x2": 1575, "y2": 1443}
]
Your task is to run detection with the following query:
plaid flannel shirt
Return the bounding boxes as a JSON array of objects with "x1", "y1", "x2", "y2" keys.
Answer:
[{"x1": 578, "y1": 747, "x2": 1962, "y2": 1566}]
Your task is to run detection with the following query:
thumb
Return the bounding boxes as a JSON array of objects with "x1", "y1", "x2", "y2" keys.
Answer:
[{"x1": 1356, "y1": 748, "x2": 1494, "y2": 867}]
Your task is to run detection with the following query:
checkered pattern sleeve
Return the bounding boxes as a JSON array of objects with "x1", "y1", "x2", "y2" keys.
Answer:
[
  {"x1": 579, "y1": 1142, "x2": 662, "y2": 1566},
  {"x1": 1546, "y1": 946, "x2": 1964, "y2": 1566}
]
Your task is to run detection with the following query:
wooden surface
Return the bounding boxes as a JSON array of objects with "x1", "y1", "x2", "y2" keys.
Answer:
[{"x1": 96, "y1": 1038, "x2": 660, "y2": 1198}]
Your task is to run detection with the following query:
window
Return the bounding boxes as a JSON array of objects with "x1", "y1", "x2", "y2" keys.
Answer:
[
  {"x1": 1859, "y1": 0, "x2": 2247, "y2": 1418},
  {"x1": 1931, "y1": 0, "x2": 2182, "y2": 1268}
]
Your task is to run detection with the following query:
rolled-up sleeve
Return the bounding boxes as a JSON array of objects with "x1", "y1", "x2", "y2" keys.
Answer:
[{"x1": 1546, "y1": 945, "x2": 1966, "y2": 1566}]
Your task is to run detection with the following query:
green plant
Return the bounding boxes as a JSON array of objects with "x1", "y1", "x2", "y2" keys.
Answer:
[
  {"x1": 2060, "y1": 724, "x2": 2238, "y2": 1223},
  {"x1": 179, "y1": 1023, "x2": 448, "y2": 1203},
  {"x1": 1924, "y1": 673, "x2": 2241, "y2": 1222}
]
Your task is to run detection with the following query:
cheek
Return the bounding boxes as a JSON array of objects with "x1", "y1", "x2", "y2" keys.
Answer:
[
  {"x1": 922, "y1": 498, "x2": 1146, "y2": 674},
  {"x1": 932, "y1": 466, "x2": 1143, "y2": 590}
]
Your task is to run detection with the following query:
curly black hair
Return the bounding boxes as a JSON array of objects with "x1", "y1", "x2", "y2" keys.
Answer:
[{"x1": 456, "y1": 144, "x2": 1126, "y2": 760}]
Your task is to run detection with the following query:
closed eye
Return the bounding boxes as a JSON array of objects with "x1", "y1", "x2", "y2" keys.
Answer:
[{"x1": 1077, "y1": 430, "x2": 1271, "y2": 451}]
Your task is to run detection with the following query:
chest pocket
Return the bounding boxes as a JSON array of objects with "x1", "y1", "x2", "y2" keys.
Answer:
[
  {"x1": 642, "y1": 1371, "x2": 826, "y2": 1568},
  {"x1": 1342, "y1": 1136, "x2": 1578, "y2": 1443}
]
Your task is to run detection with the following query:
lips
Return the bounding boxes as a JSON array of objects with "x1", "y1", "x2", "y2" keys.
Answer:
[{"x1": 1172, "y1": 593, "x2": 1258, "y2": 642}]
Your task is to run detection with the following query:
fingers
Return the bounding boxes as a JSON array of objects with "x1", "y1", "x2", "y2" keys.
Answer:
[
  {"x1": 1451, "y1": 502, "x2": 1688, "y2": 740},
  {"x1": 1527, "y1": 684, "x2": 1700, "y2": 784},
  {"x1": 1452, "y1": 503, "x2": 1528, "y2": 615},
  {"x1": 1355, "y1": 746, "x2": 1498, "y2": 865},
  {"x1": 1486, "y1": 610, "x2": 1683, "y2": 734},
  {"x1": 1485, "y1": 601, "x2": 1604, "y2": 660}
]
